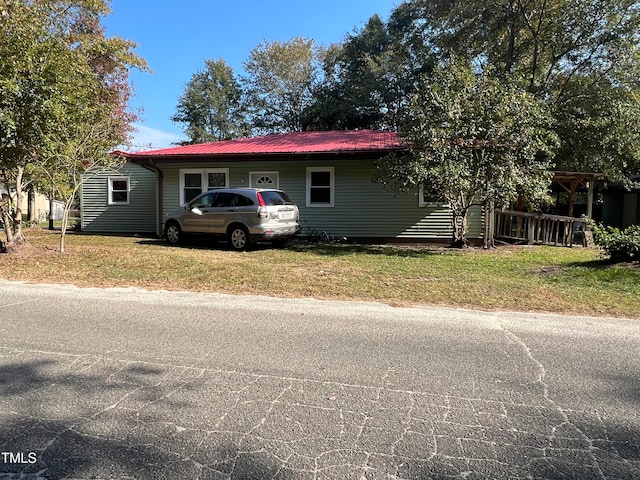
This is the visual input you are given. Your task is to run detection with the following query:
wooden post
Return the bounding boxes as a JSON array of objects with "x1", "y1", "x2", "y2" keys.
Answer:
[
  {"x1": 48, "y1": 189, "x2": 55, "y2": 230},
  {"x1": 567, "y1": 181, "x2": 577, "y2": 218},
  {"x1": 587, "y1": 179, "x2": 594, "y2": 219}
]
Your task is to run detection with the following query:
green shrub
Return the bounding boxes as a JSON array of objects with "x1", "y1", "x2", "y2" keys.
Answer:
[{"x1": 588, "y1": 221, "x2": 640, "y2": 262}]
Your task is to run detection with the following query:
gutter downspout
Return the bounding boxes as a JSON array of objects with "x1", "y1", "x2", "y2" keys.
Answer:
[
  {"x1": 483, "y1": 201, "x2": 489, "y2": 249},
  {"x1": 153, "y1": 161, "x2": 163, "y2": 237}
]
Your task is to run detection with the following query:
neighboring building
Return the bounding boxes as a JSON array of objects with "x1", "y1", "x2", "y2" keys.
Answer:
[
  {"x1": 0, "y1": 184, "x2": 64, "y2": 223},
  {"x1": 80, "y1": 130, "x2": 486, "y2": 243},
  {"x1": 602, "y1": 175, "x2": 640, "y2": 229}
]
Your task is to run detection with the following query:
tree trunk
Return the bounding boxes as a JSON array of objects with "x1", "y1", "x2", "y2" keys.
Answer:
[
  {"x1": 7, "y1": 166, "x2": 27, "y2": 250},
  {"x1": 59, "y1": 209, "x2": 68, "y2": 253},
  {"x1": 59, "y1": 198, "x2": 74, "y2": 253},
  {"x1": 28, "y1": 186, "x2": 36, "y2": 224},
  {"x1": 450, "y1": 208, "x2": 468, "y2": 248},
  {"x1": 0, "y1": 205, "x2": 13, "y2": 249}
]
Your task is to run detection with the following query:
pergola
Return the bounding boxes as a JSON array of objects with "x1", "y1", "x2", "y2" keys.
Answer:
[
  {"x1": 494, "y1": 171, "x2": 603, "y2": 247},
  {"x1": 552, "y1": 171, "x2": 602, "y2": 218}
]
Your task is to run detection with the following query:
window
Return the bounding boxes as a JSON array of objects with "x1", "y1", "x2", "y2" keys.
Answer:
[
  {"x1": 419, "y1": 184, "x2": 449, "y2": 207},
  {"x1": 179, "y1": 169, "x2": 229, "y2": 205},
  {"x1": 249, "y1": 171, "x2": 279, "y2": 188},
  {"x1": 260, "y1": 190, "x2": 294, "y2": 206},
  {"x1": 306, "y1": 167, "x2": 334, "y2": 207},
  {"x1": 183, "y1": 173, "x2": 202, "y2": 204},
  {"x1": 190, "y1": 192, "x2": 216, "y2": 209},
  {"x1": 208, "y1": 172, "x2": 227, "y2": 189},
  {"x1": 212, "y1": 192, "x2": 237, "y2": 208},
  {"x1": 108, "y1": 177, "x2": 129, "y2": 205}
]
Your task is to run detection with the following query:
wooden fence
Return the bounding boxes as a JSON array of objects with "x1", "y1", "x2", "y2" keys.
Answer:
[{"x1": 494, "y1": 210, "x2": 588, "y2": 247}]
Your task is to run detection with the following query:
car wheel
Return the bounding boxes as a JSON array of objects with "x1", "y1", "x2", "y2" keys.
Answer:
[
  {"x1": 165, "y1": 222, "x2": 182, "y2": 245},
  {"x1": 228, "y1": 225, "x2": 250, "y2": 251}
]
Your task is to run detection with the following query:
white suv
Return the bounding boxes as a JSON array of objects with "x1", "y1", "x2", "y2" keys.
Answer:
[{"x1": 163, "y1": 188, "x2": 300, "y2": 250}]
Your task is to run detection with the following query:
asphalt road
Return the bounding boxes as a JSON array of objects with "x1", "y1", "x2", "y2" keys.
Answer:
[{"x1": 0, "y1": 279, "x2": 638, "y2": 480}]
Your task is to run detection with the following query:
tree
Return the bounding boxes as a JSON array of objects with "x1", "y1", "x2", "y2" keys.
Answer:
[
  {"x1": 309, "y1": 16, "x2": 397, "y2": 130},
  {"x1": 47, "y1": 122, "x2": 126, "y2": 253},
  {"x1": 0, "y1": 0, "x2": 59, "y2": 248},
  {"x1": 0, "y1": 0, "x2": 146, "y2": 252},
  {"x1": 376, "y1": 58, "x2": 557, "y2": 246},
  {"x1": 401, "y1": 0, "x2": 640, "y2": 184},
  {"x1": 308, "y1": 13, "x2": 434, "y2": 131},
  {"x1": 242, "y1": 38, "x2": 320, "y2": 134},
  {"x1": 172, "y1": 59, "x2": 249, "y2": 143}
]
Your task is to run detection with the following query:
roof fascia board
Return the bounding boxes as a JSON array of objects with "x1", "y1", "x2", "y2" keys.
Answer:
[{"x1": 124, "y1": 150, "x2": 406, "y2": 164}]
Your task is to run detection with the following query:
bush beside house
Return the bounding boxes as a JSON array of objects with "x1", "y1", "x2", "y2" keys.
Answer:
[{"x1": 589, "y1": 221, "x2": 640, "y2": 262}]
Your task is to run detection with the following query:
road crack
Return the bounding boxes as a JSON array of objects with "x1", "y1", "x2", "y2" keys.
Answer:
[{"x1": 500, "y1": 324, "x2": 608, "y2": 480}]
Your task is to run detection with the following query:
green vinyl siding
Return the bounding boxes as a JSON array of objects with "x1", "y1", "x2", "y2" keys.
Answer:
[
  {"x1": 81, "y1": 163, "x2": 157, "y2": 233},
  {"x1": 602, "y1": 191, "x2": 640, "y2": 228},
  {"x1": 159, "y1": 158, "x2": 483, "y2": 240},
  {"x1": 602, "y1": 192, "x2": 625, "y2": 228}
]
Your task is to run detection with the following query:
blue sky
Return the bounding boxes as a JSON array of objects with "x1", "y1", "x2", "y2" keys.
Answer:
[{"x1": 102, "y1": 0, "x2": 399, "y2": 150}]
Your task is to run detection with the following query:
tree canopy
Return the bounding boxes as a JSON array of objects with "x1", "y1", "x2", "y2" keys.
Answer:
[
  {"x1": 172, "y1": 58, "x2": 249, "y2": 143},
  {"x1": 377, "y1": 58, "x2": 557, "y2": 245},
  {"x1": 401, "y1": 0, "x2": 640, "y2": 184},
  {"x1": 170, "y1": 0, "x2": 639, "y2": 190},
  {"x1": 308, "y1": 12, "x2": 434, "y2": 131},
  {"x1": 242, "y1": 38, "x2": 320, "y2": 134},
  {"x1": 0, "y1": 0, "x2": 146, "y2": 250}
]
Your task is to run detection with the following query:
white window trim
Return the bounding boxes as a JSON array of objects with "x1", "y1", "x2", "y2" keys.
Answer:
[
  {"x1": 306, "y1": 167, "x2": 335, "y2": 208},
  {"x1": 249, "y1": 171, "x2": 279, "y2": 189},
  {"x1": 179, "y1": 168, "x2": 229, "y2": 205},
  {"x1": 419, "y1": 185, "x2": 450, "y2": 207},
  {"x1": 108, "y1": 176, "x2": 130, "y2": 205}
]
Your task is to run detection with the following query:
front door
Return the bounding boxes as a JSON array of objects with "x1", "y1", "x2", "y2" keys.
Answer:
[{"x1": 249, "y1": 172, "x2": 279, "y2": 189}]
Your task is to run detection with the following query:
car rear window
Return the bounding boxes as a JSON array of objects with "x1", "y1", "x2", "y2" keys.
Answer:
[{"x1": 260, "y1": 191, "x2": 295, "y2": 206}]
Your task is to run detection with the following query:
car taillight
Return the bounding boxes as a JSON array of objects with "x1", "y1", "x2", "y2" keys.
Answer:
[{"x1": 256, "y1": 192, "x2": 268, "y2": 218}]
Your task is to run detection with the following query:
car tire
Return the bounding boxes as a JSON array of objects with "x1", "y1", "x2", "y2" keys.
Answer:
[
  {"x1": 228, "y1": 225, "x2": 250, "y2": 251},
  {"x1": 165, "y1": 222, "x2": 182, "y2": 245}
]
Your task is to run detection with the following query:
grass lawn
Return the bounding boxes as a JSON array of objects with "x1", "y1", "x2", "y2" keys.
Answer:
[{"x1": 1, "y1": 229, "x2": 639, "y2": 318}]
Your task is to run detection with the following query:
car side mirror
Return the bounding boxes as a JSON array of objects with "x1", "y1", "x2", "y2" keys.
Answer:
[{"x1": 191, "y1": 207, "x2": 203, "y2": 216}]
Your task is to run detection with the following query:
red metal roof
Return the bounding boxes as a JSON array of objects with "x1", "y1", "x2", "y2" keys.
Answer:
[{"x1": 114, "y1": 130, "x2": 405, "y2": 158}]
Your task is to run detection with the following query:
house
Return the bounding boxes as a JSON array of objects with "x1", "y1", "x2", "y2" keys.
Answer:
[{"x1": 80, "y1": 130, "x2": 485, "y2": 243}]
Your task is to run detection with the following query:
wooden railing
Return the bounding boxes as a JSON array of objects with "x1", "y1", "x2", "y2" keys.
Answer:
[{"x1": 494, "y1": 210, "x2": 588, "y2": 247}]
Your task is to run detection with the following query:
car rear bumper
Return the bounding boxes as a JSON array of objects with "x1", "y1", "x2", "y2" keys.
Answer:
[{"x1": 250, "y1": 223, "x2": 301, "y2": 240}]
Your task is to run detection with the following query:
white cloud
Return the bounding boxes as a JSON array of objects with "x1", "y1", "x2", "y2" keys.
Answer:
[{"x1": 128, "y1": 124, "x2": 183, "y2": 151}]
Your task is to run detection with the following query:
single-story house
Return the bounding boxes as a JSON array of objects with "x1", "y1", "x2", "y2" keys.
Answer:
[{"x1": 80, "y1": 130, "x2": 486, "y2": 243}]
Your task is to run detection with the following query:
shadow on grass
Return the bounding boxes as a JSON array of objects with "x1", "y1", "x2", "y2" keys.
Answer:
[
  {"x1": 136, "y1": 236, "x2": 220, "y2": 251},
  {"x1": 280, "y1": 241, "x2": 443, "y2": 258},
  {"x1": 136, "y1": 237, "x2": 445, "y2": 258},
  {"x1": 565, "y1": 258, "x2": 640, "y2": 270},
  {"x1": 136, "y1": 237, "x2": 283, "y2": 252}
]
